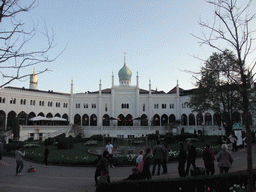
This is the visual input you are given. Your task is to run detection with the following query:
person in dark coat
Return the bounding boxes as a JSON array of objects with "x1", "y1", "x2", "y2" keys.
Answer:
[
  {"x1": 202, "y1": 143, "x2": 215, "y2": 175},
  {"x1": 97, "y1": 151, "x2": 110, "y2": 183},
  {"x1": 141, "y1": 147, "x2": 152, "y2": 180},
  {"x1": 44, "y1": 145, "x2": 49, "y2": 167},
  {"x1": 185, "y1": 140, "x2": 197, "y2": 176},
  {"x1": 152, "y1": 140, "x2": 165, "y2": 176},
  {"x1": 178, "y1": 142, "x2": 187, "y2": 177},
  {"x1": 161, "y1": 143, "x2": 169, "y2": 174},
  {"x1": 94, "y1": 155, "x2": 102, "y2": 185}
]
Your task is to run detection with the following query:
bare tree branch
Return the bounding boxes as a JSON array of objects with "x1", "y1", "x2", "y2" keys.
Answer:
[
  {"x1": 192, "y1": 1, "x2": 256, "y2": 191},
  {"x1": 0, "y1": 0, "x2": 64, "y2": 88}
]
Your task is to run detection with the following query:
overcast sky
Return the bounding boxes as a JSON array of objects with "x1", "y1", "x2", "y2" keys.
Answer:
[{"x1": 3, "y1": 0, "x2": 256, "y2": 94}]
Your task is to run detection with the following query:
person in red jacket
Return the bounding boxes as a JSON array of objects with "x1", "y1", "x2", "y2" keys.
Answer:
[{"x1": 202, "y1": 143, "x2": 216, "y2": 175}]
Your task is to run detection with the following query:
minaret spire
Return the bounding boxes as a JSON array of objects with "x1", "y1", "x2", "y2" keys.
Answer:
[{"x1": 124, "y1": 52, "x2": 126, "y2": 66}]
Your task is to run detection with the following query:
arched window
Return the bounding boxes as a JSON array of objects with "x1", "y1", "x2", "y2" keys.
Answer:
[
  {"x1": 189, "y1": 114, "x2": 195, "y2": 125},
  {"x1": 74, "y1": 114, "x2": 81, "y2": 125},
  {"x1": 169, "y1": 114, "x2": 176, "y2": 123},
  {"x1": 82, "y1": 114, "x2": 89, "y2": 126},
  {"x1": 102, "y1": 114, "x2": 110, "y2": 126},
  {"x1": 181, "y1": 114, "x2": 187, "y2": 125},
  {"x1": 213, "y1": 113, "x2": 221, "y2": 126},
  {"x1": 161, "y1": 114, "x2": 168, "y2": 125},
  {"x1": 152, "y1": 114, "x2": 160, "y2": 126},
  {"x1": 197, "y1": 113, "x2": 203, "y2": 125},
  {"x1": 141, "y1": 114, "x2": 148, "y2": 126},
  {"x1": 90, "y1": 114, "x2": 97, "y2": 126},
  {"x1": 205, "y1": 113, "x2": 212, "y2": 125}
]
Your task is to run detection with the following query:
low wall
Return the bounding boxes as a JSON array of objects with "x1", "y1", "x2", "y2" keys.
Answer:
[{"x1": 19, "y1": 125, "x2": 225, "y2": 141}]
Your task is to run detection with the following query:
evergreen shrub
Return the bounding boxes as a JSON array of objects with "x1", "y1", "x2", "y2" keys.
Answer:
[
  {"x1": 90, "y1": 134, "x2": 103, "y2": 141},
  {"x1": 57, "y1": 137, "x2": 74, "y2": 149}
]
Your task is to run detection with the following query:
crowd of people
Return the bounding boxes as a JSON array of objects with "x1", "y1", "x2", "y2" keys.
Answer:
[
  {"x1": 95, "y1": 139, "x2": 235, "y2": 186},
  {"x1": 8, "y1": 138, "x2": 235, "y2": 184}
]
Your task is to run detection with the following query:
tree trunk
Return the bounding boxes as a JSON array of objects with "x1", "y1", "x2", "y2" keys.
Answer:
[{"x1": 241, "y1": 73, "x2": 254, "y2": 191}]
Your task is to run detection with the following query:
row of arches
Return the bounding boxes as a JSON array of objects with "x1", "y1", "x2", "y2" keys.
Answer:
[
  {"x1": 0, "y1": 110, "x2": 252, "y2": 129},
  {"x1": 180, "y1": 112, "x2": 252, "y2": 126},
  {"x1": 0, "y1": 110, "x2": 69, "y2": 129}
]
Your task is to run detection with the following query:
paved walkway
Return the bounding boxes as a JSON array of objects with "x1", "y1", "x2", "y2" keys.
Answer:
[{"x1": 0, "y1": 145, "x2": 256, "y2": 192}]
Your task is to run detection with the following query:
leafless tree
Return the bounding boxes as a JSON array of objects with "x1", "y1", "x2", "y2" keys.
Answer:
[
  {"x1": 192, "y1": 0, "x2": 256, "y2": 190},
  {"x1": 0, "y1": 0, "x2": 61, "y2": 88}
]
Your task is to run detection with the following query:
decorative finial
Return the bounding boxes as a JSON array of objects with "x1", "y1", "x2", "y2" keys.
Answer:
[{"x1": 124, "y1": 52, "x2": 126, "y2": 65}]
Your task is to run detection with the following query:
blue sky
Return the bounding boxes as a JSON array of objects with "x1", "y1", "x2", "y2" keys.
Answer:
[{"x1": 3, "y1": 0, "x2": 256, "y2": 94}]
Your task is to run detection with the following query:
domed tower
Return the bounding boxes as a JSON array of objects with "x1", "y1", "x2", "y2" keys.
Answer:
[
  {"x1": 118, "y1": 53, "x2": 132, "y2": 86},
  {"x1": 29, "y1": 68, "x2": 38, "y2": 90}
]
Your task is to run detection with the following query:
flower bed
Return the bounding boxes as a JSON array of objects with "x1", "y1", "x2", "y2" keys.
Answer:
[{"x1": 84, "y1": 140, "x2": 98, "y2": 146}]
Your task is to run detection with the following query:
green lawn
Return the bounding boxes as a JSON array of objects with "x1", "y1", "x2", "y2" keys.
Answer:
[{"x1": 21, "y1": 135, "x2": 222, "y2": 166}]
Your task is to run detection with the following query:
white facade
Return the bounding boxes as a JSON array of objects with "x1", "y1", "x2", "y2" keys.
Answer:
[{"x1": 1, "y1": 57, "x2": 243, "y2": 141}]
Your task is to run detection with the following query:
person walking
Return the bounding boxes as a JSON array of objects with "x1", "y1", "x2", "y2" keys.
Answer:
[
  {"x1": 185, "y1": 140, "x2": 197, "y2": 176},
  {"x1": 162, "y1": 143, "x2": 169, "y2": 174},
  {"x1": 105, "y1": 140, "x2": 114, "y2": 168},
  {"x1": 15, "y1": 147, "x2": 25, "y2": 176},
  {"x1": 216, "y1": 144, "x2": 233, "y2": 173},
  {"x1": 44, "y1": 145, "x2": 49, "y2": 167},
  {"x1": 152, "y1": 140, "x2": 165, "y2": 176},
  {"x1": 178, "y1": 142, "x2": 187, "y2": 177},
  {"x1": 202, "y1": 143, "x2": 215, "y2": 175}
]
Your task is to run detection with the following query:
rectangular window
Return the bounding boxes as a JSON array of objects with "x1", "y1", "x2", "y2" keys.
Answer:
[
  {"x1": 127, "y1": 135, "x2": 135, "y2": 139},
  {"x1": 84, "y1": 103, "x2": 88, "y2": 108},
  {"x1": 143, "y1": 103, "x2": 145, "y2": 111},
  {"x1": 154, "y1": 104, "x2": 159, "y2": 109},
  {"x1": 105, "y1": 104, "x2": 107, "y2": 111},
  {"x1": 0, "y1": 97, "x2": 5, "y2": 103},
  {"x1": 39, "y1": 133, "x2": 43, "y2": 141},
  {"x1": 117, "y1": 135, "x2": 124, "y2": 139},
  {"x1": 121, "y1": 103, "x2": 129, "y2": 109},
  {"x1": 162, "y1": 104, "x2": 166, "y2": 109},
  {"x1": 92, "y1": 103, "x2": 96, "y2": 108},
  {"x1": 30, "y1": 133, "x2": 34, "y2": 140},
  {"x1": 10, "y1": 98, "x2": 16, "y2": 104}
]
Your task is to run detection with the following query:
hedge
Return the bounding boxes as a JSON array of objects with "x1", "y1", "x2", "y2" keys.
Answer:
[{"x1": 96, "y1": 170, "x2": 256, "y2": 192}]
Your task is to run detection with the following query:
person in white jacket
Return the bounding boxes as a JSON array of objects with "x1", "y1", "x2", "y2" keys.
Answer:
[
  {"x1": 15, "y1": 147, "x2": 25, "y2": 176},
  {"x1": 136, "y1": 150, "x2": 144, "y2": 166}
]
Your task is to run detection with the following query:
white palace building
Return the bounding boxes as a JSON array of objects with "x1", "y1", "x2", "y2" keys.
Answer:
[{"x1": 2, "y1": 55, "x2": 251, "y2": 143}]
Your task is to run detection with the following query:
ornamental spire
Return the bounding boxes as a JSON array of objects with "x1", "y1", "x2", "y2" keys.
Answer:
[{"x1": 124, "y1": 52, "x2": 126, "y2": 66}]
